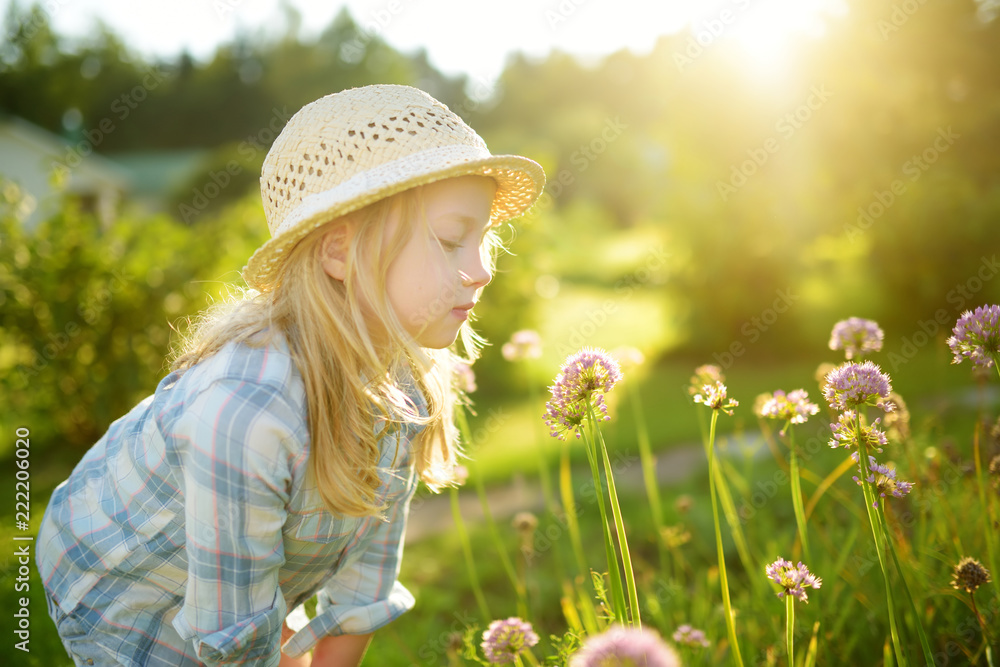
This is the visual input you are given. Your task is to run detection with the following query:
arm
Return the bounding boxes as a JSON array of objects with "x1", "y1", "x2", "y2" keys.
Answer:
[
  {"x1": 278, "y1": 621, "x2": 373, "y2": 667},
  {"x1": 280, "y1": 423, "x2": 421, "y2": 662},
  {"x1": 310, "y1": 632, "x2": 374, "y2": 667},
  {"x1": 285, "y1": 463, "x2": 417, "y2": 662},
  {"x1": 170, "y1": 379, "x2": 302, "y2": 666}
]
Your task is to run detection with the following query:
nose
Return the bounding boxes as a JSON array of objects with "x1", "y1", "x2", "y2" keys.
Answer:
[{"x1": 461, "y1": 249, "x2": 492, "y2": 289}]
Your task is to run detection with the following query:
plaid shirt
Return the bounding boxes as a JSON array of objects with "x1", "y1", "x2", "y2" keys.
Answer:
[{"x1": 37, "y1": 337, "x2": 422, "y2": 666}]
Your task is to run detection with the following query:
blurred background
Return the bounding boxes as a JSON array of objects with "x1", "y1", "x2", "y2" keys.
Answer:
[
  {"x1": 1, "y1": 0, "x2": 1000, "y2": 661},
  {"x1": 3, "y1": 0, "x2": 999, "y2": 456}
]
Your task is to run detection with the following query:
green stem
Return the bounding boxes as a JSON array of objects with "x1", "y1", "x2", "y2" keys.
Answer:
[
  {"x1": 559, "y1": 439, "x2": 589, "y2": 579},
  {"x1": 628, "y1": 380, "x2": 669, "y2": 575},
  {"x1": 787, "y1": 426, "x2": 812, "y2": 564},
  {"x1": 803, "y1": 620, "x2": 820, "y2": 667},
  {"x1": 971, "y1": 591, "x2": 997, "y2": 654},
  {"x1": 855, "y1": 412, "x2": 907, "y2": 667},
  {"x1": 707, "y1": 410, "x2": 745, "y2": 666},
  {"x1": 558, "y1": 439, "x2": 601, "y2": 632},
  {"x1": 457, "y1": 408, "x2": 528, "y2": 618},
  {"x1": 450, "y1": 486, "x2": 491, "y2": 622},
  {"x1": 786, "y1": 594, "x2": 795, "y2": 667},
  {"x1": 880, "y1": 508, "x2": 934, "y2": 664},
  {"x1": 714, "y1": 458, "x2": 765, "y2": 602},
  {"x1": 974, "y1": 419, "x2": 1000, "y2": 608},
  {"x1": 589, "y1": 402, "x2": 642, "y2": 627},
  {"x1": 582, "y1": 416, "x2": 627, "y2": 623}
]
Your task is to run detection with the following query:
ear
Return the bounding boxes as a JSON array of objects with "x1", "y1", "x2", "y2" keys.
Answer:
[{"x1": 320, "y1": 224, "x2": 352, "y2": 282}]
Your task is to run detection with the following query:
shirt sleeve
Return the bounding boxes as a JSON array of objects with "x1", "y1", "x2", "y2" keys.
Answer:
[
  {"x1": 280, "y1": 462, "x2": 418, "y2": 658},
  {"x1": 168, "y1": 378, "x2": 303, "y2": 666}
]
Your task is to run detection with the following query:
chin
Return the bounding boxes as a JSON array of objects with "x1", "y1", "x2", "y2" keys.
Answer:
[
  {"x1": 416, "y1": 329, "x2": 462, "y2": 350},
  {"x1": 419, "y1": 337, "x2": 460, "y2": 350}
]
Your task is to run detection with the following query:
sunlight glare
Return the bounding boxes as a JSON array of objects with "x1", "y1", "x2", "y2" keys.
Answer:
[{"x1": 683, "y1": 0, "x2": 846, "y2": 77}]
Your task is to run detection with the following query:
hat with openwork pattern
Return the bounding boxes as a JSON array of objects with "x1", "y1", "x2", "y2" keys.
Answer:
[{"x1": 242, "y1": 84, "x2": 546, "y2": 291}]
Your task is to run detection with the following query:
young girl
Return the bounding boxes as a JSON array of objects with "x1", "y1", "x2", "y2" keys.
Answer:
[{"x1": 36, "y1": 84, "x2": 545, "y2": 667}]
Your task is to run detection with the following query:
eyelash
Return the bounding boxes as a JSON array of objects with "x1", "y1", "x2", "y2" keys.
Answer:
[{"x1": 438, "y1": 239, "x2": 463, "y2": 252}]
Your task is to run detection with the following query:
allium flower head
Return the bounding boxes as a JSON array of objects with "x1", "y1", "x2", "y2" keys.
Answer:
[
  {"x1": 570, "y1": 625, "x2": 680, "y2": 667},
  {"x1": 829, "y1": 317, "x2": 884, "y2": 359},
  {"x1": 815, "y1": 362, "x2": 837, "y2": 388},
  {"x1": 502, "y1": 329, "x2": 543, "y2": 362},
  {"x1": 511, "y1": 511, "x2": 538, "y2": 534},
  {"x1": 692, "y1": 381, "x2": 739, "y2": 416},
  {"x1": 660, "y1": 524, "x2": 691, "y2": 549},
  {"x1": 446, "y1": 631, "x2": 464, "y2": 654},
  {"x1": 990, "y1": 454, "x2": 1000, "y2": 490},
  {"x1": 948, "y1": 305, "x2": 1000, "y2": 370},
  {"x1": 882, "y1": 391, "x2": 911, "y2": 442},
  {"x1": 951, "y1": 557, "x2": 991, "y2": 593},
  {"x1": 688, "y1": 364, "x2": 724, "y2": 396},
  {"x1": 829, "y1": 411, "x2": 888, "y2": 453},
  {"x1": 544, "y1": 348, "x2": 622, "y2": 440},
  {"x1": 765, "y1": 558, "x2": 822, "y2": 603},
  {"x1": 672, "y1": 624, "x2": 710, "y2": 648},
  {"x1": 852, "y1": 456, "x2": 914, "y2": 507},
  {"x1": 823, "y1": 361, "x2": 893, "y2": 412},
  {"x1": 481, "y1": 617, "x2": 539, "y2": 664},
  {"x1": 756, "y1": 389, "x2": 820, "y2": 432},
  {"x1": 453, "y1": 360, "x2": 477, "y2": 394}
]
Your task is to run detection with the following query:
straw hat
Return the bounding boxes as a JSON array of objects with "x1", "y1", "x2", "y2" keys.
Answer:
[{"x1": 242, "y1": 84, "x2": 546, "y2": 291}]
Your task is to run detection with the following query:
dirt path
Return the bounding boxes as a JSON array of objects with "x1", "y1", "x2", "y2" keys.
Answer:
[{"x1": 405, "y1": 442, "x2": 717, "y2": 542}]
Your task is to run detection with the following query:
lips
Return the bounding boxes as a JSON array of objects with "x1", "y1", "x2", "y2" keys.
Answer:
[{"x1": 452, "y1": 303, "x2": 474, "y2": 320}]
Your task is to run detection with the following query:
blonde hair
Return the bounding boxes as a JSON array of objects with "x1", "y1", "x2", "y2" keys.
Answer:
[{"x1": 172, "y1": 185, "x2": 503, "y2": 517}]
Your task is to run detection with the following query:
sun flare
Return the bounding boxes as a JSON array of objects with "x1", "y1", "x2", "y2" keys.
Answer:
[{"x1": 680, "y1": 0, "x2": 847, "y2": 75}]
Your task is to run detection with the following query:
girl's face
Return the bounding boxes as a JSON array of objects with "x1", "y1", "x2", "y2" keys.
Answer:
[{"x1": 384, "y1": 175, "x2": 497, "y2": 349}]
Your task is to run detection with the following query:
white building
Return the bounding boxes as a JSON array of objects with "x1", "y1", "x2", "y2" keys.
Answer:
[{"x1": 0, "y1": 114, "x2": 131, "y2": 229}]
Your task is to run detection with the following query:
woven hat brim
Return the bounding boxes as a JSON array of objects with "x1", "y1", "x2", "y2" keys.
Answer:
[{"x1": 243, "y1": 148, "x2": 545, "y2": 291}]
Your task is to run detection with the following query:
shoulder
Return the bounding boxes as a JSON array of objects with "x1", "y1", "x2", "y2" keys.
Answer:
[
  {"x1": 158, "y1": 335, "x2": 310, "y2": 459},
  {"x1": 172, "y1": 334, "x2": 303, "y2": 407}
]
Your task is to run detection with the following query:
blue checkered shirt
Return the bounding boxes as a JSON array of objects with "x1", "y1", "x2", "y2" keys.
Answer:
[{"x1": 36, "y1": 336, "x2": 422, "y2": 665}]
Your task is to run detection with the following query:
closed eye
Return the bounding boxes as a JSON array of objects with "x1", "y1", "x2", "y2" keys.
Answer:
[{"x1": 437, "y1": 238, "x2": 463, "y2": 252}]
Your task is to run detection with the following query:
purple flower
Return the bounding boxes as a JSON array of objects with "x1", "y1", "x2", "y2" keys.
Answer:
[
  {"x1": 453, "y1": 360, "x2": 477, "y2": 394},
  {"x1": 828, "y1": 411, "x2": 888, "y2": 453},
  {"x1": 756, "y1": 389, "x2": 820, "y2": 432},
  {"x1": 544, "y1": 348, "x2": 622, "y2": 440},
  {"x1": 829, "y1": 317, "x2": 884, "y2": 359},
  {"x1": 852, "y1": 456, "x2": 914, "y2": 507},
  {"x1": 570, "y1": 625, "x2": 680, "y2": 667},
  {"x1": 672, "y1": 624, "x2": 710, "y2": 648},
  {"x1": 692, "y1": 381, "x2": 739, "y2": 416},
  {"x1": 481, "y1": 617, "x2": 539, "y2": 664},
  {"x1": 948, "y1": 305, "x2": 1000, "y2": 370},
  {"x1": 502, "y1": 329, "x2": 543, "y2": 362},
  {"x1": 766, "y1": 558, "x2": 822, "y2": 603},
  {"x1": 823, "y1": 361, "x2": 893, "y2": 412}
]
